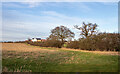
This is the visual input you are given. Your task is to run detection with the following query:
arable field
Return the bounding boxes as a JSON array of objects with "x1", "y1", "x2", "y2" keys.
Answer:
[{"x1": 2, "y1": 43, "x2": 118, "y2": 72}]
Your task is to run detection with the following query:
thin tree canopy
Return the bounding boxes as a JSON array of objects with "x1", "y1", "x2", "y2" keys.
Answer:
[
  {"x1": 49, "y1": 25, "x2": 75, "y2": 43},
  {"x1": 74, "y1": 22, "x2": 98, "y2": 38}
]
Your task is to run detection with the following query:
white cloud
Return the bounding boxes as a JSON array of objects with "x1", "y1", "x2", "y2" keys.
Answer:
[
  {"x1": 21, "y1": 2, "x2": 40, "y2": 8},
  {"x1": 2, "y1": 9, "x2": 118, "y2": 41},
  {"x1": 102, "y1": 2, "x2": 118, "y2": 5},
  {"x1": 2, "y1": 2, "x2": 92, "y2": 11},
  {"x1": 2, "y1": 2, "x2": 41, "y2": 8},
  {"x1": 2, "y1": 3, "x2": 24, "y2": 8}
]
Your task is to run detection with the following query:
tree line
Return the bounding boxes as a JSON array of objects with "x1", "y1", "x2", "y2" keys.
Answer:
[{"x1": 27, "y1": 22, "x2": 120, "y2": 51}]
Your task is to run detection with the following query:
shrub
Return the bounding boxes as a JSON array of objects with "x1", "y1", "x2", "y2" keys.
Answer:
[
  {"x1": 44, "y1": 40, "x2": 63, "y2": 48},
  {"x1": 66, "y1": 33, "x2": 120, "y2": 51},
  {"x1": 27, "y1": 41, "x2": 45, "y2": 46},
  {"x1": 27, "y1": 39, "x2": 63, "y2": 48},
  {"x1": 66, "y1": 41, "x2": 79, "y2": 49},
  {"x1": 79, "y1": 33, "x2": 120, "y2": 51},
  {"x1": 14, "y1": 41, "x2": 27, "y2": 43}
]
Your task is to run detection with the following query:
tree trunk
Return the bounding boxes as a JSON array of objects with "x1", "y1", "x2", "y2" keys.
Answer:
[{"x1": 61, "y1": 38, "x2": 64, "y2": 43}]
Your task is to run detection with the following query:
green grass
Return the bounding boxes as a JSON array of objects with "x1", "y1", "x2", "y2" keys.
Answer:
[
  {"x1": 63, "y1": 44, "x2": 67, "y2": 47},
  {"x1": 2, "y1": 47, "x2": 118, "y2": 72}
]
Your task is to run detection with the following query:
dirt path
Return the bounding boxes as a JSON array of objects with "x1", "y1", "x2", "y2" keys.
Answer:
[{"x1": 2, "y1": 43, "x2": 119, "y2": 55}]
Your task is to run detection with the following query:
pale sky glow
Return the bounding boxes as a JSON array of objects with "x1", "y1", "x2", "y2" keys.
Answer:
[
  {"x1": 2, "y1": 2, "x2": 118, "y2": 41},
  {"x1": 1, "y1": 0, "x2": 120, "y2": 2}
]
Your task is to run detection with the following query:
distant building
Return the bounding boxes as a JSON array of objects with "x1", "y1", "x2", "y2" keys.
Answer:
[
  {"x1": 28, "y1": 38, "x2": 46, "y2": 42},
  {"x1": 31, "y1": 38, "x2": 41, "y2": 42}
]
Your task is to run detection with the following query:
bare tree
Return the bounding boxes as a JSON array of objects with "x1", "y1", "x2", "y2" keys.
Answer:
[
  {"x1": 74, "y1": 22, "x2": 98, "y2": 38},
  {"x1": 47, "y1": 34, "x2": 58, "y2": 40},
  {"x1": 50, "y1": 25, "x2": 75, "y2": 43}
]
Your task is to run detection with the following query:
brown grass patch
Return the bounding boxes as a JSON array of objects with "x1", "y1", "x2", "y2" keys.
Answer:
[
  {"x1": 2, "y1": 43, "x2": 58, "y2": 52},
  {"x1": 2, "y1": 43, "x2": 119, "y2": 56},
  {"x1": 2, "y1": 43, "x2": 60, "y2": 59},
  {"x1": 62, "y1": 48, "x2": 119, "y2": 56}
]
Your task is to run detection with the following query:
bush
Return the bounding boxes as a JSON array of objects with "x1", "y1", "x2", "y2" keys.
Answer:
[
  {"x1": 78, "y1": 33, "x2": 120, "y2": 51},
  {"x1": 44, "y1": 40, "x2": 63, "y2": 48},
  {"x1": 27, "y1": 41, "x2": 45, "y2": 46},
  {"x1": 2, "y1": 41, "x2": 14, "y2": 43},
  {"x1": 96, "y1": 33, "x2": 120, "y2": 51},
  {"x1": 2, "y1": 41, "x2": 27, "y2": 43},
  {"x1": 14, "y1": 41, "x2": 27, "y2": 43},
  {"x1": 66, "y1": 33, "x2": 120, "y2": 51},
  {"x1": 79, "y1": 38, "x2": 95, "y2": 51},
  {"x1": 66, "y1": 41, "x2": 79, "y2": 49},
  {"x1": 27, "y1": 39, "x2": 64, "y2": 48}
]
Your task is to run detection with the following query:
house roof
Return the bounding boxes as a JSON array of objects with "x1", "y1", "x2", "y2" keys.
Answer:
[
  {"x1": 36, "y1": 38, "x2": 41, "y2": 40},
  {"x1": 32, "y1": 38, "x2": 41, "y2": 40}
]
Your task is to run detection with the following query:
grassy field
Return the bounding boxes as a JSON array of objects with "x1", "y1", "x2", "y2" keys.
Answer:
[{"x1": 2, "y1": 43, "x2": 118, "y2": 72}]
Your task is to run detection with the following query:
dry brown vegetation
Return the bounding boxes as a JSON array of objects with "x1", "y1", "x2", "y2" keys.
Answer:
[
  {"x1": 2, "y1": 43, "x2": 118, "y2": 72},
  {"x1": 2, "y1": 43, "x2": 58, "y2": 52},
  {"x1": 2, "y1": 43, "x2": 118, "y2": 56},
  {"x1": 2, "y1": 43, "x2": 60, "y2": 62},
  {"x1": 62, "y1": 48, "x2": 118, "y2": 56}
]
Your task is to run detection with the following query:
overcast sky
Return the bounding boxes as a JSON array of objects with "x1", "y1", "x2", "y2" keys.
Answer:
[{"x1": 2, "y1": 2, "x2": 118, "y2": 41}]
